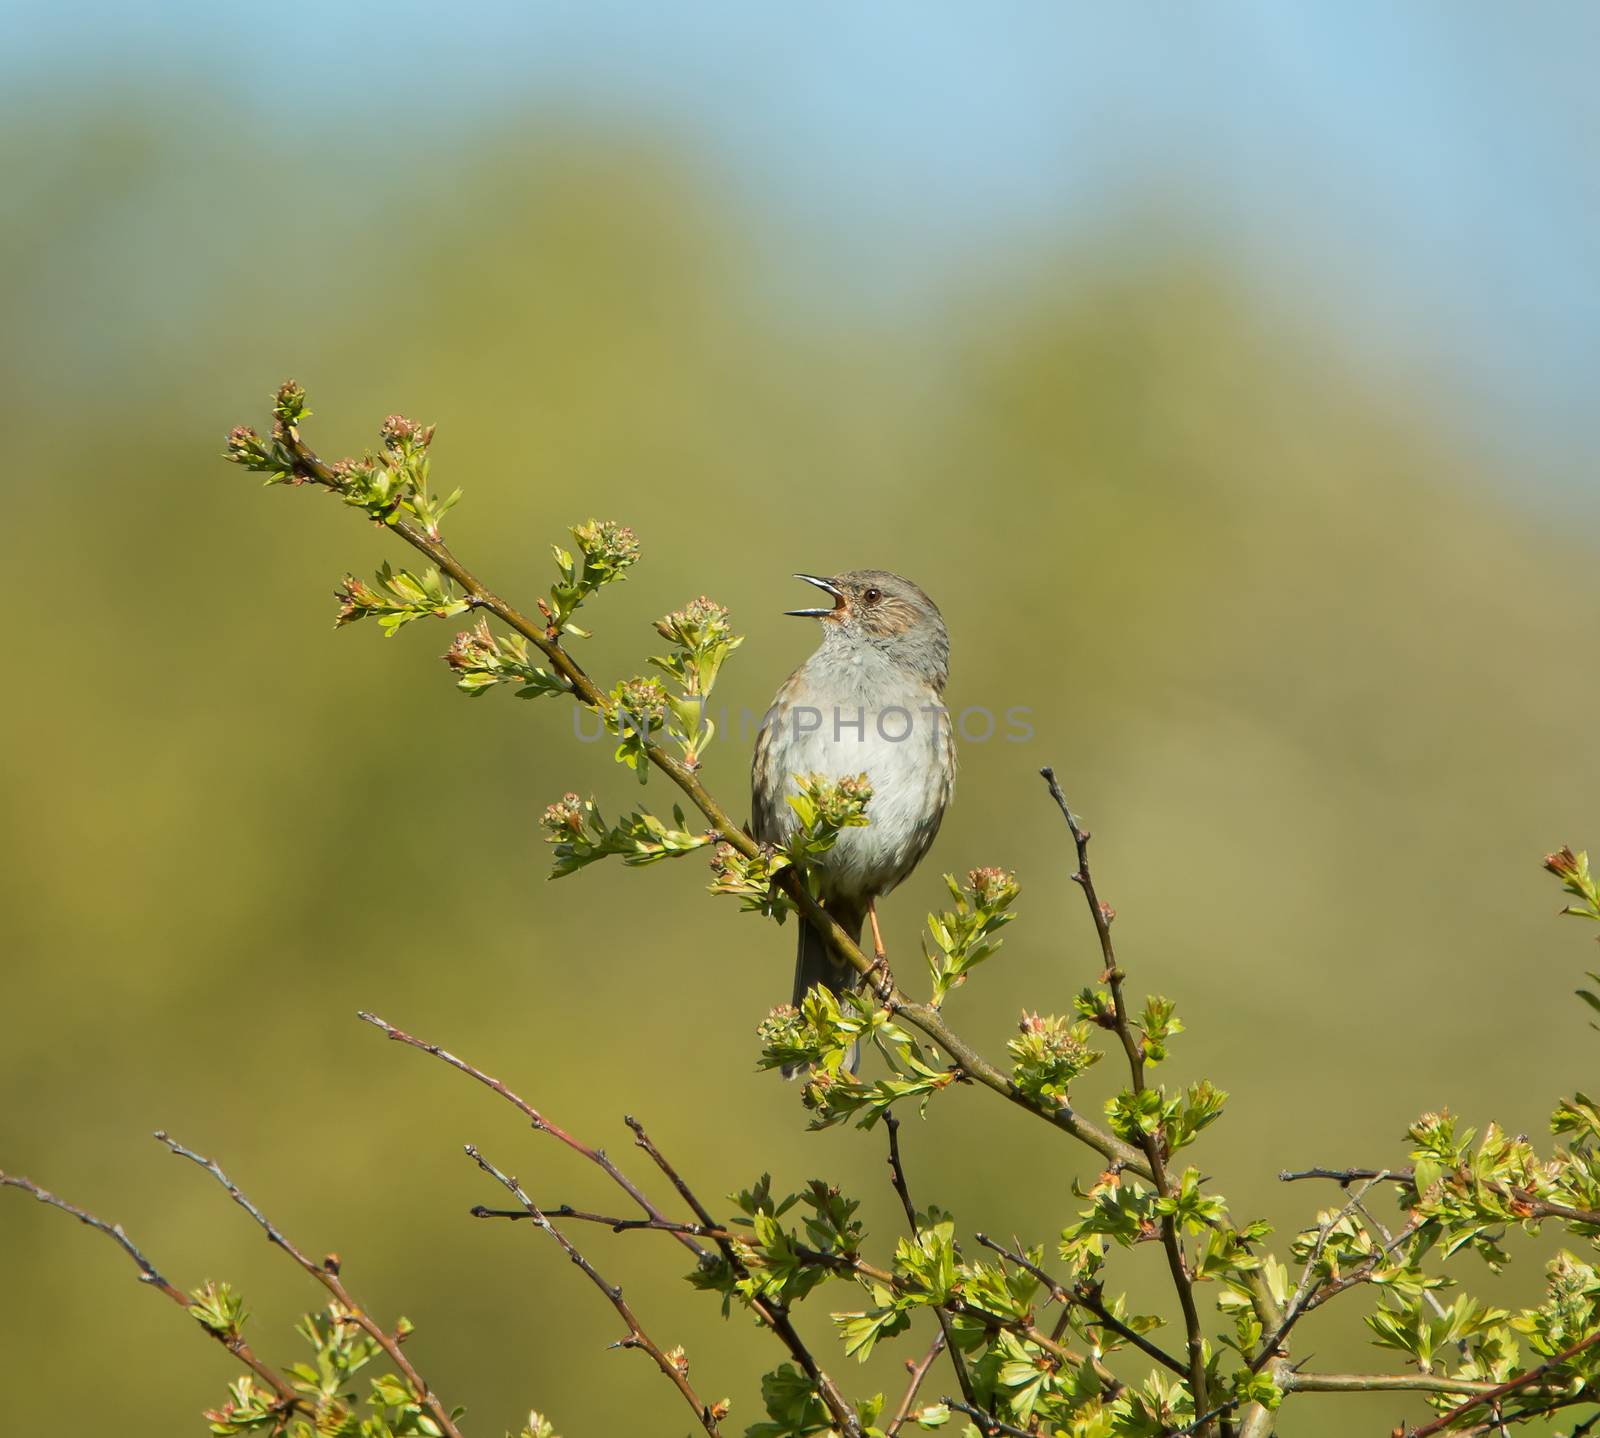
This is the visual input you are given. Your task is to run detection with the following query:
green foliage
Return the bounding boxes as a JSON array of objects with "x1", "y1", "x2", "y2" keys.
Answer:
[
  {"x1": 1008, "y1": 1011, "x2": 1102, "y2": 1109},
  {"x1": 545, "y1": 520, "x2": 640, "y2": 638},
  {"x1": 652, "y1": 597, "x2": 744, "y2": 768},
  {"x1": 202, "y1": 1300, "x2": 467, "y2": 1438},
  {"x1": 756, "y1": 989, "x2": 956, "y2": 1129},
  {"x1": 708, "y1": 774, "x2": 874, "y2": 923},
  {"x1": 444, "y1": 619, "x2": 568, "y2": 698},
  {"x1": 924, "y1": 868, "x2": 1019, "y2": 1007},
  {"x1": 44, "y1": 386, "x2": 1591, "y2": 1438},
  {"x1": 605, "y1": 676, "x2": 668, "y2": 781},
  {"x1": 540, "y1": 793, "x2": 715, "y2": 877},
  {"x1": 335, "y1": 564, "x2": 470, "y2": 636}
]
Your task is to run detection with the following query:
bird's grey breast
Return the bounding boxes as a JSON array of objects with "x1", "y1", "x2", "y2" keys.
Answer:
[{"x1": 755, "y1": 645, "x2": 953, "y2": 899}]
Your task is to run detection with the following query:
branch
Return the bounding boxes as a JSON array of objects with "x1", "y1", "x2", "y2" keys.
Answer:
[
  {"x1": 1248, "y1": 1171, "x2": 1399, "y2": 1372},
  {"x1": 624, "y1": 1115, "x2": 861, "y2": 1438},
  {"x1": 358, "y1": 1011, "x2": 709, "y2": 1262},
  {"x1": 471, "y1": 1203, "x2": 1107, "y2": 1382},
  {"x1": 971, "y1": 1233, "x2": 1188, "y2": 1380},
  {"x1": 1281, "y1": 1163, "x2": 1600, "y2": 1228},
  {"x1": 1401, "y1": 1324, "x2": 1600, "y2": 1436},
  {"x1": 1040, "y1": 768, "x2": 1212, "y2": 1429},
  {"x1": 361, "y1": 1013, "x2": 858, "y2": 1435},
  {"x1": 946, "y1": 1397, "x2": 1038, "y2": 1438},
  {"x1": 465, "y1": 1145, "x2": 725, "y2": 1436},
  {"x1": 885, "y1": 1113, "x2": 975, "y2": 1407},
  {"x1": 0, "y1": 1171, "x2": 304, "y2": 1417},
  {"x1": 152, "y1": 1132, "x2": 461, "y2": 1438},
  {"x1": 268, "y1": 426, "x2": 1147, "y2": 1180},
  {"x1": 886, "y1": 1331, "x2": 946, "y2": 1437}
]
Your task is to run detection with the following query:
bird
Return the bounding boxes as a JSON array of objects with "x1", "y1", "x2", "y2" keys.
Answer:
[{"x1": 751, "y1": 570, "x2": 955, "y2": 1073}]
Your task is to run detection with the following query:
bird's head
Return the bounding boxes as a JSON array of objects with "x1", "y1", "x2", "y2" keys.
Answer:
[{"x1": 786, "y1": 570, "x2": 949, "y2": 689}]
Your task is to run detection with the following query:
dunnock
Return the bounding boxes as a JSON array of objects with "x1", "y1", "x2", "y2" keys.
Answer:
[{"x1": 752, "y1": 571, "x2": 954, "y2": 1072}]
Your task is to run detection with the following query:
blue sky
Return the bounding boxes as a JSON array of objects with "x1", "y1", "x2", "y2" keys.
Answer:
[{"x1": 9, "y1": 1, "x2": 1597, "y2": 486}]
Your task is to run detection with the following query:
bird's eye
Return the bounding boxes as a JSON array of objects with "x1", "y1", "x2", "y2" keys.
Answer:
[{"x1": 862, "y1": 587, "x2": 882, "y2": 604}]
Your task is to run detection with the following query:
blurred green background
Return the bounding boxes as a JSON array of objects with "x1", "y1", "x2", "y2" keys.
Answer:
[{"x1": 4, "y1": 6, "x2": 1599, "y2": 1435}]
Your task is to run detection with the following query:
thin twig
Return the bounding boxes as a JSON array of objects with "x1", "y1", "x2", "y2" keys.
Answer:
[
  {"x1": 471, "y1": 1201, "x2": 1105, "y2": 1381},
  {"x1": 1040, "y1": 768, "x2": 1213, "y2": 1431},
  {"x1": 272, "y1": 427, "x2": 1148, "y2": 1180},
  {"x1": 1248, "y1": 1171, "x2": 1396, "y2": 1372},
  {"x1": 1280, "y1": 1165, "x2": 1600, "y2": 1229},
  {"x1": 886, "y1": 1331, "x2": 947, "y2": 1437},
  {"x1": 945, "y1": 1397, "x2": 1038, "y2": 1437},
  {"x1": 363, "y1": 1011, "x2": 856, "y2": 1433},
  {"x1": 471, "y1": 1203, "x2": 724, "y2": 1236},
  {"x1": 0, "y1": 1171, "x2": 304, "y2": 1416},
  {"x1": 357, "y1": 1011, "x2": 709, "y2": 1263},
  {"x1": 624, "y1": 1114, "x2": 860, "y2": 1437},
  {"x1": 151, "y1": 1133, "x2": 460, "y2": 1438},
  {"x1": 885, "y1": 1113, "x2": 974, "y2": 1407},
  {"x1": 464, "y1": 1144, "x2": 724, "y2": 1436},
  {"x1": 1400, "y1": 1324, "x2": 1600, "y2": 1436},
  {"x1": 972, "y1": 1233, "x2": 1187, "y2": 1379}
]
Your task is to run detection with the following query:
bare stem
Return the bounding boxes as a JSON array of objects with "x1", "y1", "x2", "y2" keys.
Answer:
[
  {"x1": 464, "y1": 1144, "x2": 725, "y2": 1436},
  {"x1": 1281, "y1": 1163, "x2": 1600, "y2": 1228},
  {"x1": 886, "y1": 1331, "x2": 947, "y2": 1437},
  {"x1": 0, "y1": 1171, "x2": 304, "y2": 1415},
  {"x1": 357, "y1": 1011, "x2": 709, "y2": 1262},
  {"x1": 1400, "y1": 1324, "x2": 1600, "y2": 1436},
  {"x1": 624, "y1": 1114, "x2": 861, "y2": 1437},
  {"x1": 471, "y1": 1202, "x2": 1103, "y2": 1380},
  {"x1": 884, "y1": 1113, "x2": 974, "y2": 1407},
  {"x1": 151, "y1": 1134, "x2": 460, "y2": 1438},
  {"x1": 1040, "y1": 767, "x2": 1212, "y2": 1430},
  {"x1": 362, "y1": 1012, "x2": 856, "y2": 1435}
]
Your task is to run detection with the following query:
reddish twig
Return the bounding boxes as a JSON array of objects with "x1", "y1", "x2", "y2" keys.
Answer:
[
  {"x1": 1401, "y1": 1326, "x2": 1600, "y2": 1437},
  {"x1": 152, "y1": 1132, "x2": 462, "y2": 1438},
  {"x1": 0, "y1": 1171, "x2": 304, "y2": 1417},
  {"x1": 465, "y1": 1144, "x2": 725, "y2": 1436},
  {"x1": 623, "y1": 1114, "x2": 861, "y2": 1437},
  {"x1": 886, "y1": 1331, "x2": 947, "y2": 1436},
  {"x1": 357, "y1": 1011, "x2": 709, "y2": 1262}
]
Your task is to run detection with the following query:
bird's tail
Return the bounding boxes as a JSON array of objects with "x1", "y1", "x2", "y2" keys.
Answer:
[{"x1": 783, "y1": 900, "x2": 867, "y2": 1079}]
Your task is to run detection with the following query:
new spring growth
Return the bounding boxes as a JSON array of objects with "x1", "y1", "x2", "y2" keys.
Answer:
[
  {"x1": 708, "y1": 841, "x2": 794, "y2": 920},
  {"x1": 1547, "y1": 847, "x2": 1600, "y2": 925},
  {"x1": 784, "y1": 773, "x2": 873, "y2": 866},
  {"x1": 652, "y1": 597, "x2": 744, "y2": 768},
  {"x1": 539, "y1": 792, "x2": 714, "y2": 878},
  {"x1": 334, "y1": 563, "x2": 469, "y2": 635},
  {"x1": 925, "y1": 867, "x2": 1020, "y2": 1008},
  {"x1": 607, "y1": 676, "x2": 669, "y2": 782},
  {"x1": 1009, "y1": 1012, "x2": 1102, "y2": 1110},
  {"x1": 756, "y1": 990, "x2": 954, "y2": 1130},
  {"x1": 444, "y1": 618, "x2": 568, "y2": 698},
  {"x1": 705, "y1": 774, "x2": 871, "y2": 911},
  {"x1": 545, "y1": 521, "x2": 640, "y2": 638}
]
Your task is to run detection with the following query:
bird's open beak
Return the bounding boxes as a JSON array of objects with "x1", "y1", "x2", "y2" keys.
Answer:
[{"x1": 785, "y1": 573, "x2": 845, "y2": 618}]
